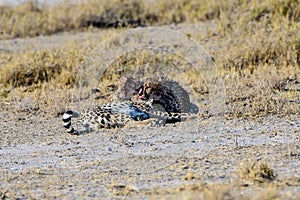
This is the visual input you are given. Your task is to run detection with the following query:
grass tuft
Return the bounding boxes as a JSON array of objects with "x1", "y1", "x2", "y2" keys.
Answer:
[
  {"x1": 0, "y1": 46, "x2": 84, "y2": 87},
  {"x1": 238, "y1": 159, "x2": 275, "y2": 184}
]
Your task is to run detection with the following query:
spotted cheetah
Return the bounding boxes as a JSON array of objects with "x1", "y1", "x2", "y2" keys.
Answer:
[
  {"x1": 133, "y1": 78, "x2": 199, "y2": 114},
  {"x1": 63, "y1": 99, "x2": 193, "y2": 135},
  {"x1": 97, "y1": 76, "x2": 199, "y2": 114}
]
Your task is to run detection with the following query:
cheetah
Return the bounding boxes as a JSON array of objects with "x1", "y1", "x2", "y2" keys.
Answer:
[
  {"x1": 63, "y1": 99, "x2": 193, "y2": 135},
  {"x1": 98, "y1": 76, "x2": 199, "y2": 114},
  {"x1": 132, "y1": 77, "x2": 199, "y2": 114}
]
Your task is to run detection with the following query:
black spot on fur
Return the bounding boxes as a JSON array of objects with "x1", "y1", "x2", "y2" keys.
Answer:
[
  {"x1": 67, "y1": 127, "x2": 75, "y2": 133},
  {"x1": 65, "y1": 110, "x2": 73, "y2": 115},
  {"x1": 64, "y1": 122, "x2": 71, "y2": 129},
  {"x1": 101, "y1": 119, "x2": 105, "y2": 125},
  {"x1": 63, "y1": 117, "x2": 71, "y2": 122}
]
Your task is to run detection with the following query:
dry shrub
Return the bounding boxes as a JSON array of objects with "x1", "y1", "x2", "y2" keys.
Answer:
[
  {"x1": 0, "y1": 44, "x2": 88, "y2": 115},
  {"x1": 223, "y1": 64, "x2": 300, "y2": 118},
  {"x1": 238, "y1": 159, "x2": 275, "y2": 184},
  {"x1": 216, "y1": 0, "x2": 300, "y2": 71},
  {"x1": 222, "y1": 25, "x2": 300, "y2": 70},
  {"x1": 0, "y1": 46, "x2": 84, "y2": 87},
  {"x1": 215, "y1": 0, "x2": 300, "y2": 118},
  {"x1": 1, "y1": 0, "x2": 300, "y2": 40},
  {"x1": 0, "y1": 0, "x2": 224, "y2": 39}
]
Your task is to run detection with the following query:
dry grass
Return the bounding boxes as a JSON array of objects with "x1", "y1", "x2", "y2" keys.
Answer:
[
  {"x1": 238, "y1": 159, "x2": 275, "y2": 184},
  {"x1": 0, "y1": 0, "x2": 222, "y2": 39},
  {"x1": 1, "y1": 0, "x2": 299, "y2": 39},
  {"x1": 1, "y1": 48, "x2": 79, "y2": 87},
  {"x1": 0, "y1": 43, "x2": 90, "y2": 115},
  {"x1": 0, "y1": 0, "x2": 299, "y2": 117}
]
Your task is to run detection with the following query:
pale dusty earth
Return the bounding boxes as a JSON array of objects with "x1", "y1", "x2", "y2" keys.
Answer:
[{"x1": 0, "y1": 23, "x2": 300, "y2": 199}]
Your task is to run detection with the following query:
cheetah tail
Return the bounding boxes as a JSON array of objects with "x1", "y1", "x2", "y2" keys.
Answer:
[{"x1": 63, "y1": 110, "x2": 80, "y2": 135}]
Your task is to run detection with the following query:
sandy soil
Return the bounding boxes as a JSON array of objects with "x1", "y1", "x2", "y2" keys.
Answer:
[
  {"x1": 0, "y1": 23, "x2": 300, "y2": 199},
  {"x1": 1, "y1": 110, "x2": 300, "y2": 199}
]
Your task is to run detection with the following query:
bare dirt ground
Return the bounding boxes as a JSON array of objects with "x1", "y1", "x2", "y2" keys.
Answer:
[
  {"x1": 1, "y1": 110, "x2": 300, "y2": 199},
  {"x1": 1, "y1": 23, "x2": 300, "y2": 199}
]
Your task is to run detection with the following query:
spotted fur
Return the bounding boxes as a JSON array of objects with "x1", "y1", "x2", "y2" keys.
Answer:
[
  {"x1": 134, "y1": 78, "x2": 198, "y2": 113},
  {"x1": 92, "y1": 76, "x2": 198, "y2": 114},
  {"x1": 63, "y1": 99, "x2": 193, "y2": 135},
  {"x1": 63, "y1": 77, "x2": 199, "y2": 135}
]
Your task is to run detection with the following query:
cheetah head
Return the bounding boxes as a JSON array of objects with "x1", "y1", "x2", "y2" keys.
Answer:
[{"x1": 134, "y1": 82, "x2": 162, "y2": 101}]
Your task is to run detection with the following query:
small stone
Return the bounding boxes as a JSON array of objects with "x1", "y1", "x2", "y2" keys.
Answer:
[{"x1": 11, "y1": 166, "x2": 19, "y2": 171}]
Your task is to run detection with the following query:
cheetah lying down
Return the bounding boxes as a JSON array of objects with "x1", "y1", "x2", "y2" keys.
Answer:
[
  {"x1": 63, "y1": 99, "x2": 194, "y2": 135},
  {"x1": 63, "y1": 77, "x2": 198, "y2": 135}
]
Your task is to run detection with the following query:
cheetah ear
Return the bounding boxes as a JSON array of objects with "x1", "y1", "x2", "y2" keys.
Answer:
[
  {"x1": 119, "y1": 76, "x2": 138, "y2": 98},
  {"x1": 124, "y1": 78, "x2": 138, "y2": 94}
]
